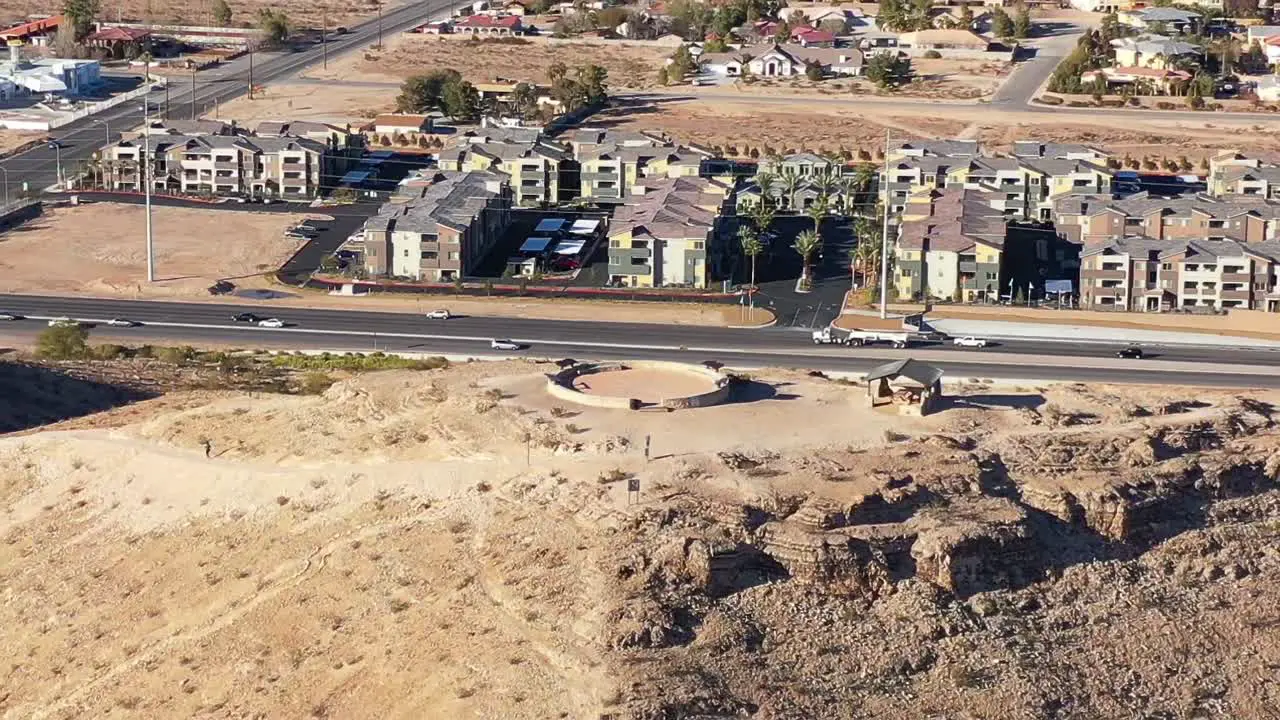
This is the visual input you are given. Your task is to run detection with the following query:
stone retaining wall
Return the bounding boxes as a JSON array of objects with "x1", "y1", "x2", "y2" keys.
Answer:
[{"x1": 545, "y1": 360, "x2": 731, "y2": 410}]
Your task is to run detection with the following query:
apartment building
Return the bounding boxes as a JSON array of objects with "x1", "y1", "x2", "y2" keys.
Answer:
[
  {"x1": 1080, "y1": 237, "x2": 1280, "y2": 312},
  {"x1": 563, "y1": 129, "x2": 707, "y2": 201},
  {"x1": 362, "y1": 170, "x2": 512, "y2": 281},
  {"x1": 606, "y1": 177, "x2": 734, "y2": 288},
  {"x1": 1052, "y1": 192, "x2": 1280, "y2": 245},
  {"x1": 894, "y1": 188, "x2": 1008, "y2": 302},
  {"x1": 437, "y1": 130, "x2": 569, "y2": 206},
  {"x1": 102, "y1": 133, "x2": 331, "y2": 198},
  {"x1": 1011, "y1": 141, "x2": 1110, "y2": 164}
]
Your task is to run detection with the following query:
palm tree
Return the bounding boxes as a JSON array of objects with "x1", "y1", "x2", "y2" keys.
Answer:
[
  {"x1": 793, "y1": 229, "x2": 821, "y2": 286},
  {"x1": 749, "y1": 200, "x2": 776, "y2": 237},
  {"x1": 852, "y1": 217, "x2": 878, "y2": 287},
  {"x1": 753, "y1": 171, "x2": 777, "y2": 209},
  {"x1": 738, "y1": 225, "x2": 764, "y2": 295},
  {"x1": 804, "y1": 196, "x2": 828, "y2": 236},
  {"x1": 780, "y1": 170, "x2": 802, "y2": 211},
  {"x1": 853, "y1": 162, "x2": 877, "y2": 211},
  {"x1": 811, "y1": 168, "x2": 838, "y2": 203}
]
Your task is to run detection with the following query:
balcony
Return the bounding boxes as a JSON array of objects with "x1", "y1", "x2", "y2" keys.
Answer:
[
  {"x1": 1221, "y1": 289, "x2": 1252, "y2": 301},
  {"x1": 1091, "y1": 269, "x2": 1127, "y2": 281},
  {"x1": 1222, "y1": 272, "x2": 1251, "y2": 282},
  {"x1": 958, "y1": 261, "x2": 978, "y2": 273}
]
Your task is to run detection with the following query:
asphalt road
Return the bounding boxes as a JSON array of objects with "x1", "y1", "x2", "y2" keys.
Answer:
[
  {"x1": 1, "y1": 294, "x2": 1277, "y2": 387},
  {"x1": 0, "y1": 0, "x2": 461, "y2": 197}
]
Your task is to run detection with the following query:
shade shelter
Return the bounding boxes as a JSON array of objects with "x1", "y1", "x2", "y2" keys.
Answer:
[{"x1": 864, "y1": 358, "x2": 944, "y2": 416}]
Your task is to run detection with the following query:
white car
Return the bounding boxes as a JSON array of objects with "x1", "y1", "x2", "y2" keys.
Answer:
[
  {"x1": 106, "y1": 318, "x2": 138, "y2": 327},
  {"x1": 257, "y1": 318, "x2": 286, "y2": 328},
  {"x1": 425, "y1": 309, "x2": 451, "y2": 320},
  {"x1": 953, "y1": 336, "x2": 989, "y2": 348},
  {"x1": 0, "y1": 312, "x2": 18, "y2": 321},
  {"x1": 48, "y1": 317, "x2": 79, "y2": 328},
  {"x1": 490, "y1": 339, "x2": 521, "y2": 351}
]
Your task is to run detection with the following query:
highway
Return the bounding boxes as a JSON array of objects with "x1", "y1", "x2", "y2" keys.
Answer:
[
  {"x1": 1, "y1": 294, "x2": 1277, "y2": 388},
  {"x1": 0, "y1": 0, "x2": 460, "y2": 197}
]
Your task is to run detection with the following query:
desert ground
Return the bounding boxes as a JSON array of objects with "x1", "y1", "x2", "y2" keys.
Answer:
[
  {"x1": 0, "y1": 129, "x2": 43, "y2": 158},
  {"x1": 3, "y1": 354, "x2": 1280, "y2": 718},
  {"x1": 214, "y1": 83, "x2": 395, "y2": 127},
  {"x1": 302, "y1": 34, "x2": 669, "y2": 91},
  {"x1": 3, "y1": 0, "x2": 402, "y2": 32},
  {"x1": 0, "y1": 203, "x2": 307, "y2": 298}
]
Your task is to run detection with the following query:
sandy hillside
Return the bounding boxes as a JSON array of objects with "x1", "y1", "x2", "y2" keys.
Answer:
[
  {"x1": 3, "y1": 0, "x2": 402, "y2": 32},
  {"x1": 4, "y1": 359, "x2": 1280, "y2": 718}
]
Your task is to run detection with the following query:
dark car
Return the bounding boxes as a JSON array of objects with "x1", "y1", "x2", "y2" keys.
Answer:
[
  {"x1": 232, "y1": 312, "x2": 261, "y2": 323},
  {"x1": 1117, "y1": 346, "x2": 1145, "y2": 359}
]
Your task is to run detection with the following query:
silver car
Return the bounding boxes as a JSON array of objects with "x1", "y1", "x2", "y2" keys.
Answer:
[{"x1": 490, "y1": 339, "x2": 521, "y2": 351}]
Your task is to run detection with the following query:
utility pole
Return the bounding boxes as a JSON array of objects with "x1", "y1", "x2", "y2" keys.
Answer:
[
  {"x1": 878, "y1": 129, "x2": 892, "y2": 320},
  {"x1": 0, "y1": 166, "x2": 9, "y2": 208},
  {"x1": 164, "y1": 83, "x2": 170, "y2": 118},
  {"x1": 322, "y1": 9, "x2": 328, "y2": 69},
  {"x1": 248, "y1": 48, "x2": 254, "y2": 99},
  {"x1": 143, "y1": 74, "x2": 155, "y2": 283},
  {"x1": 190, "y1": 68, "x2": 196, "y2": 120},
  {"x1": 377, "y1": 2, "x2": 384, "y2": 48}
]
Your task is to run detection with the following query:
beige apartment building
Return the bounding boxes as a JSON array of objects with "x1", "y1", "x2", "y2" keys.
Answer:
[
  {"x1": 606, "y1": 176, "x2": 733, "y2": 288},
  {"x1": 102, "y1": 134, "x2": 331, "y2": 198},
  {"x1": 1053, "y1": 193, "x2": 1280, "y2": 245},
  {"x1": 1080, "y1": 237, "x2": 1280, "y2": 312},
  {"x1": 362, "y1": 171, "x2": 512, "y2": 282}
]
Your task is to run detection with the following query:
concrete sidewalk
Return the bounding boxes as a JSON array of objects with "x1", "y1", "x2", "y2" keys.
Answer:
[{"x1": 928, "y1": 318, "x2": 1280, "y2": 350}]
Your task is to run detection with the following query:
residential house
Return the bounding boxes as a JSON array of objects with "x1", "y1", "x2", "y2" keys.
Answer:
[
  {"x1": 897, "y1": 29, "x2": 992, "y2": 51},
  {"x1": 370, "y1": 113, "x2": 434, "y2": 141},
  {"x1": 793, "y1": 28, "x2": 837, "y2": 47},
  {"x1": 700, "y1": 42, "x2": 864, "y2": 78},
  {"x1": 1208, "y1": 151, "x2": 1280, "y2": 197},
  {"x1": 1080, "y1": 237, "x2": 1280, "y2": 311},
  {"x1": 362, "y1": 170, "x2": 512, "y2": 281},
  {"x1": 1117, "y1": 7, "x2": 1202, "y2": 34},
  {"x1": 1109, "y1": 35, "x2": 1201, "y2": 69},
  {"x1": 1052, "y1": 192, "x2": 1280, "y2": 245},
  {"x1": 607, "y1": 176, "x2": 734, "y2": 288},
  {"x1": 83, "y1": 26, "x2": 152, "y2": 59},
  {"x1": 758, "y1": 151, "x2": 841, "y2": 178},
  {"x1": 1012, "y1": 141, "x2": 1111, "y2": 165},
  {"x1": 1246, "y1": 25, "x2": 1280, "y2": 46},
  {"x1": 453, "y1": 14, "x2": 523, "y2": 35},
  {"x1": 894, "y1": 188, "x2": 1008, "y2": 301},
  {"x1": 928, "y1": 6, "x2": 990, "y2": 30},
  {"x1": 1080, "y1": 66, "x2": 1192, "y2": 94},
  {"x1": 102, "y1": 133, "x2": 332, "y2": 198},
  {"x1": 437, "y1": 128, "x2": 569, "y2": 205}
]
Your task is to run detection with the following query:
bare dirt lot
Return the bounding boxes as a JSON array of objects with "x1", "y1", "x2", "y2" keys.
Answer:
[
  {"x1": 4, "y1": 357, "x2": 1280, "y2": 718},
  {"x1": 214, "y1": 82, "x2": 395, "y2": 127},
  {"x1": 590, "y1": 97, "x2": 970, "y2": 157},
  {"x1": 3, "y1": 0, "x2": 402, "y2": 32},
  {"x1": 0, "y1": 203, "x2": 307, "y2": 298},
  {"x1": 975, "y1": 120, "x2": 1280, "y2": 164},
  {"x1": 0, "y1": 129, "x2": 43, "y2": 157},
  {"x1": 303, "y1": 34, "x2": 668, "y2": 90}
]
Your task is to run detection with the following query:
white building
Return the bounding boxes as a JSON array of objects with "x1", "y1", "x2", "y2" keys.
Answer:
[{"x1": 0, "y1": 44, "x2": 102, "y2": 96}]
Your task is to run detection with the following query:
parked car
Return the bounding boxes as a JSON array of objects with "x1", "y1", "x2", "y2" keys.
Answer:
[
  {"x1": 334, "y1": 26, "x2": 349, "y2": 34},
  {"x1": 1117, "y1": 346, "x2": 1145, "y2": 359},
  {"x1": 952, "y1": 336, "x2": 989, "y2": 348},
  {"x1": 48, "y1": 317, "x2": 79, "y2": 328},
  {"x1": 490, "y1": 339, "x2": 522, "y2": 351},
  {"x1": 425, "y1": 309, "x2": 451, "y2": 320},
  {"x1": 335, "y1": 250, "x2": 358, "y2": 260},
  {"x1": 106, "y1": 318, "x2": 138, "y2": 327},
  {"x1": 258, "y1": 318, "x2": 286, "y2": 328},
  {"x1": 232, "y1": 312, "x2": 261, "y2": 323},
  {"x1": 551, "y1": 257, "x2": 581, "y2": 271},
  {"x1": 0, "y1": 311, "x2": 20, "y2": 321}
]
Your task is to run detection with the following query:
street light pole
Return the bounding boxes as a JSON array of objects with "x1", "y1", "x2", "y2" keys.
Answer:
[
  {"x1": 878, "y1": 129, "x2": 892, "y2": 320},
  {"x1": 143, "y1": 77, "x2": 155, "y2": 283},
  {"x1": 0, "y1": 166, "x2": 8, "y2": 208},
  {"x1": 50, "y1": 142, "x2": 63, "y2": 189},
  {"x1": 322, "y1": 8, "x2": 328, "y2": 69}
]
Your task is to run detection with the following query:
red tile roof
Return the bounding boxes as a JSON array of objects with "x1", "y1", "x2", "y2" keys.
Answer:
[
  {"x1": 0, "y1": 15, "x2": 62, "y2": 40},
  {"x1": 794, "y1": 29, "x2": 835, "y2": 43},
  {"x1": 85, "y1": 26, "x2": 152, "y2": 42},
  {"x1": 455, "y1": 14, "x2": 523, "y2": 28}
]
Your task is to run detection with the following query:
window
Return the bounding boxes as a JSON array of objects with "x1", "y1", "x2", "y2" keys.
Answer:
[
  {"x1": 421, "y1": 251, "x2": 437, "y2": 260},
  {"x1": 421, "y1": 233, "x2": 437, "y2": 242},
  {"x1": 368, "y1": 247, "x2": 376, "y2": 257},
  {"x1": 448, "y1": 252, "x2": 459, "y2": 261},
  {"x1": 901, "y1": 268, "x2": 913, "y2": 278},
  {"x1": 1208, "y1": 220, "x2": 1225, "y2": 229},
  {"x1": 609, "y1": 240, "x2": 620, "y2": 248},
  {"x1": 403, "y1": 249, "x2": 410, "y2": 257},
  {"x1": 1204, "y1": 265, "x2": 1217, "y2": 272},
  {"x1": 630, "y1": 257, "x2": 647, "y2": 266},
  {"x1": 693, "y1": 241, "x2": 704, "y2": 250},
  {"x1": 1162, "y1": 263, "x2": 1172, "y2": 270},
  {"x1": 1185, "y1": 264, "x2": 1198, "y2": 271},
  {"x1": 986, "y1": 272, "x2": 997, "y2": 280},
  {"x1": 1183, "y1": 281, "x2": 1196, "y2": 290}
]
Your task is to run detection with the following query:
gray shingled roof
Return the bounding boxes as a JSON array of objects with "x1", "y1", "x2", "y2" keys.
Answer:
[
  {"x1": 374, "y1": 170, "x2": 507, "y2": 234},
  {"x1": 865, "y1": 358, "x2": 944, "y2": 387}
]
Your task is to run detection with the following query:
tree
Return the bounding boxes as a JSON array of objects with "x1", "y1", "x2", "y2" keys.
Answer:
[
  {"x1": 865, "y1": 52, "x2": 913, "y2": 88},
  {"x1": 63, "y1": 0, "x2": 100, "y2": 40},
  {"x1": 576, "y1": 64, "x2": 609, "y2": 105},
  {"x1": 510, "y1": 82, "x2": 540, "y2": 119},
  {"x1": 853, "y1": 217, "x2": 880, "y2": 288},
  {"x1": 779, "y1": 170, "x2": 802, "y2": 210},
  {"x1": 738, "y1": 225, "x2": 764, "y2": 292},
  {"x1": 804, "y1": 60, "x2": 824, "y2": 81},
  {"x1": 547, "y1": 61, "x2": 570, "y2": 86},
  {"x1": 37, "y1": 324, "x2": 90, "y2": 359},
  {"x1": 959, "y1": 4, "x2": 974, "y2": 28},
  {"x1": 212, "y1": 0, "x2": 233, "y2": 27},
  {"x1": 811, "y1": 169, "x2": 838, "y2": 204},
  {"x1": 396, "y1": 69, "x2": 462, "y2": 113},
  {"x1": 793, "y1": 229, "x2": 822, "y2": 284},
  {"x1": 805, "y1": 197, "x2": 827, "y2": 235},
  {"x1": 991, "y1": 7, "x2": 1014, "y2": 38},
  {"x1": 753, "y1": 170, "x2": 777, "y2": 209},
  {"x1": 1013, "y1": 5, "x2": 1031, "y2": 39},
  {"x1": 748, "y1": 198, "x2": 776, "y2": 234},
  {"x1": 441, "y1": 77, "x2": 480, "y2": 121},
  {"x1": 257, "y1": 8, "x2": 291, "y2": 45}
]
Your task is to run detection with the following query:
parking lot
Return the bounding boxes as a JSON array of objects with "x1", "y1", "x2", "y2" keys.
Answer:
[{"x1": 466, "y1": 209, "x2": 610, "y2": 285}]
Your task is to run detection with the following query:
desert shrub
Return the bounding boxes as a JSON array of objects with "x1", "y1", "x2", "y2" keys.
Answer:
[
  {"x1": 1155, "y1": 101, "x2": 1175, "y2": 110},
  {"x1": 269, "y1": 353, "x2": 449, "y2": 371},
  {"x1": 36, "y1": 324, "x2": 90, "y2": 360},
  {"x1": 298, "y1": 372, "x2": 335, "y2": 395},
  {"x1": 157, "y1": 345, "x2": 197, "y2": 364},
  {"x1": 923, "y1": 49, "x2": 942, "y2": 59},
  {"x1": 597, "y1": 467, "x2": 627, "y2": 484},
  {"x1": 90, "y1": 343, "x2": 126, "y2": 360}
]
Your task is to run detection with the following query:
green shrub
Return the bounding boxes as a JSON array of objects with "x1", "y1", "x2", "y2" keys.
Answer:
[
  {"x1": 923, "y1": 49, "x2": 942, "y2": 59},
  {"x1": 90, "y1": 343, "x2": 127, "y2": 360},
  {"x1": 36, "y1": 324, "x2": 90, "y2": 360},
  {"x1": 268, "y1": 353, "x2": 450, "y2": 371},
  {"x1": 298, "y1": 372, "x2": 336, "y2": 395},
  {"x1": 157, "y1": 345, "x2": 196, "y2": 364}
]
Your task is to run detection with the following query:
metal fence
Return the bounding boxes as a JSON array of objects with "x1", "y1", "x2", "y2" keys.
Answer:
[{"x1": 47, "y1": 78, "x2": 169, "y2": 131}]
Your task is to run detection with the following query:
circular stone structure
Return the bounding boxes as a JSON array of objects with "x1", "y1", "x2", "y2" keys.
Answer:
[{"x1": 546, "y1": 361, "x2": 731, "y2": 410}]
